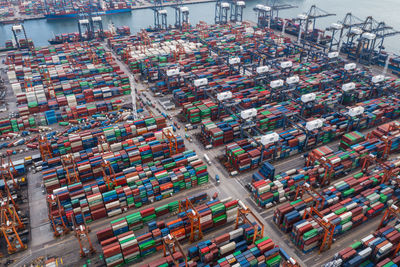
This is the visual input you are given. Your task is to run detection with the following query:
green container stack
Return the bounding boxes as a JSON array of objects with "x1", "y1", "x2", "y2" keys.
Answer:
[{"x1": 126, "y1": 212, "x2": 143, "y2": 230}]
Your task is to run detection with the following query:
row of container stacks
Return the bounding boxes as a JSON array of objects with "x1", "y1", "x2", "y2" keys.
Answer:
[
  {"x1": 46, "y1": 141, "x2": 209, "y2": 229},
  {"x1": 273, "y1": 163, "x2": 400, "y2": 253},
  {"x1": 212, "y1": 94, "x2": 400, "y2": 151},
  {"x1": 43, "y1": 132, "x2": 186, "y2": 191},
  {"x1": 96, "y1": 196, "x2": 239, "y2": 266},
  {"x1": 110, "y1": 225, "x2": 284, "y2": 267},
  {"x1": 6, "y1": 42, "x2": 130, "y2": 120},
  {"x1": 108, "y1": 24, "x2": 292, "y2": 95},
  {"x1": 0, "y1": 98, "x2": 125, "y2": 134},
  {"x1": 181, "y1": 100, "x2": 219, "y2": 124},
  {"x1": 325, "y1": 224, "x2": 400, "y2": 267},
  {"x1": 45, "y1": 116, "x2": 167, "y2": 156},
  {"x1": 143, "y1": 225, "x2": 298, "y2": 267},
  {"x1": 224, "y1": 101, "x2": 400, "y2": 174},
  {"x1": 170, "y1": 61, "x2": 388, "y2": 110},
  {"x1": 250, "y1": 124, "x2": 400, "y2": 208},
  {"x1": 106, "y1": 21, "x2": 400, "y2": 113}
]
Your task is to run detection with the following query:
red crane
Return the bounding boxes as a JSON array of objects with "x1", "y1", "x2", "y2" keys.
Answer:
[
  {"x1": 235, "y1": 200, "x2": 265, "y2": 244},
  {"x1": 47, "y1": 194, "x2": 70, "y2": 237},
  {"x1": 71, "y1": 214, "x2": 95, "y2": 257},
  {"x1": 179, "y1": 198, "x2": 203, "y2": 242}
]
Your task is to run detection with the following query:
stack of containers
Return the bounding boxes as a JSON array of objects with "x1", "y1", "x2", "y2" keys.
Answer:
[
  {"x1": 273, "y1": 161, "x2": 400, "y2": 233},
  {"x1": 186, "y1": 225, "x2": 281, "y2": 266},
  {"x1": 48, "y1": 150, "x2": 209, "y2": 226},
  {"x1": 370, "y1": 121, "x2": 400, "y2": 154},
  {"x1": 340, "y1": 131, "x2": 366, "y2": 150},
  {"x1": 222, "y1": 98, "x2": 400, "y2": 172},
  {"x1": 7, "y1": 42, "x2": 130, "y2": 119},
  {"x1": 200, "y1": 118, "x2": 241, "y2": 147},
  {"x1": 97, "y1": 197, "x2": 238, "y2": 265},
  {"x1": 46, "y1": 116, "x2": 166, "y2": 156},
  {"x1": 181, "y1": 100, "x2": 219, "y2": 123},
  {"x1": 325, "y1": 224, "x2": 400, "y2": 267},
  {"x1": 289, "y1": 182, "x2": 400, "y2": 253},
  {"x1": 43, "y1": 134, "x2": 186, "y2": 191},
  {"x1": 250, "y1": 127, "x2": 400, "y2": 208}
]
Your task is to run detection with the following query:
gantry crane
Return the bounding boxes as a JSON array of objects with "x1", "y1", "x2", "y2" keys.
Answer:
[
  {"x1": 294, "y1": 183, "x2": 325, "y2": 210},
  {"x1": 123, "y1": 46, "x2": 132, "y2": 62},
  {"x1": 38, "y1": 136, "x2": 52, "y2": 161},
  {"x1": 162, "y1": 234, "x2": 188, "y2": 267},
  {"x1": 1, "y1": 182, "x2": 18, "y2": 211},
  {"x1": 89, "y1": 49, "x2": 99, "y2": 65},
  {"x1": 173, "y1": 43, "x2": 186, "y2": 62},
  {"x1": 1, "y1": 156, "x2": 18, "y2": 190},
  {"x1": 377, "y1": 204, "x2": 400, "y2": 230},
  {"x1": 77, "y1": 14, "x2": 93, "y2": 41},
  {"x1": 361, "y1": 153, "x2": 376, "y2": 174},
  {"x1": 101, "y1": 160, "x2": 116, "y2": 190},
  {"x1": 267, "y1": 0, "x2": 297, "y2": 19},
  {"x1": 326, "y1": 13, "x2": 365, "y2": 52},
  {"x1": 303, "y1": 206, "x2": 335, "y2": 253},
  {"x1": 0, "y1": 200, "x2": 26, "y2": 254},
  {"x1": 153, "y1": 0, "x2": 167, "y2": 31},
  {"x1": 47, "y1": 194, "x2": 69, "y2": 237},
  {"x1": 179, "y1": 197, "x2": 203, "y2": 242},
  {"x1": 61, "y1": 154, "x2": 80, "y2": 185},
  {"x1": 229, "y1": 0, "x2": 245, "y2": 23},
  {"x1": 40, "y1": 67, "x2": 56, "y2": 99},
  {"x1": 90, "y1": 16, "x2": 104, "y2": 39},
  {"x1": 71, "y1": 213, "x2": 95, "y2": 257},
  {"x1": 173, "y1": 0, "x2": 189, "y2": 30},
  {"x1": 295, "y1": 5, "x2": 335, "y2": 44},
  {"x1": 12, "y1": 24, "x2": 32, "y2": 50},
  {"x1": 355, "y1": 17, "x2": 400, "y2": 65},
  {"x1": 340, "y1": 15, "x2": 400, "y2": 65},
  {"x1": 215, "y1": 0, "x2": 230, "y2": 24},
  {"x1": 235, "y1": 200, "x2": 265, "y2": 244},
  {"x1": 98, "y1": 135, "x2": 110, "y2": 154},
  {"x1": 380, "y1": 205, "x2": 400, "y2": 257},
  {"x1": 162, "y1": 128, "x2": 179, "y2": 156},
  {"x1": 254, "y1": 0, "x2": 297, "y2": 29},
  {"x1": 139, "y1": 30, "x2": 152, "y2": 55},
  {"x1": 378, "y1": 158, "x2": 400, "y2": 184},
  {"x1": 0, "y1": 191, "x2": 23, "y2": 230},
  {"x1": 381, "y1": 122, "x2": 400, "y2": 158},
  {"x1": 306, "y1": 153, "x2": 334, "y2": 187}
]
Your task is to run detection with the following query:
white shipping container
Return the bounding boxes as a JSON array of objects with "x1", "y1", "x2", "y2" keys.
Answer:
[
  {"x1": 358, "y1": 247, "x2": 372, "y2": 258},
  {"x1": 110, "y1": 143, "x2": 122, "y2": 152},
  {"x1": 107, "y1": 209, "x2": 122, "y2": 217},
  {"x1": 229, "y1": 228, "x2": 243, "y2": 240},
  {"x1": 257, "y1": 185, "x2": 270, "y2": 194},
  {"x1": 341, "y1": 221, "x2": 353, "y2": 231},
  {"x1": 105, "y1": 201, "x2": 120, "y2": 210},
  {"x1": 200, "y1": 214, "x2": 212, "y2": 224},
  {"x1": 378, "y1": 242, "x2": 393, "y2": 254},
  {"x1": 219, "y1": 242, "x2": 236, "y2": 255},
  {"x1": 346, "y1": 202, "x2": 357, "y2": 211}
]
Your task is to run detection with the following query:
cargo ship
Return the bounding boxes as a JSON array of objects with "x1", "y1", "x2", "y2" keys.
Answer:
[
  {"x1": 48, "y1": 25, "x2": 130, "y2": 44},
  {"x1": 48, "y1": 32, "x2": 80, "y2": 45},
  {"x1": 270, "y1": 17, "x2": 332, "y2": 45},
  {"x1": 45, "y1": 8, "x2": 131, "y2": 20}
]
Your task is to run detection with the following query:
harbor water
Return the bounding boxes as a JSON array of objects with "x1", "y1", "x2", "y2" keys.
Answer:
[{"x1": 0, "y1": 0, "x2": 399, "y2": 53}]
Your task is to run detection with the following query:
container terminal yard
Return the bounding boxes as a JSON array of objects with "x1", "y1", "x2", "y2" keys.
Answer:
[{"x1": 1, "y1": 1, "x2": 400, "y2": 267}]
